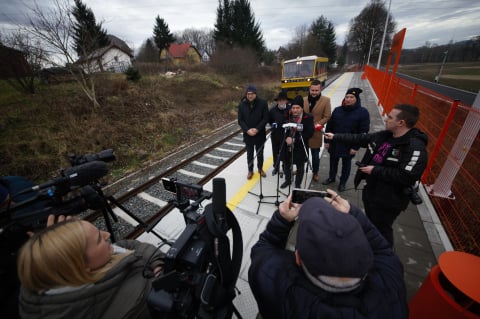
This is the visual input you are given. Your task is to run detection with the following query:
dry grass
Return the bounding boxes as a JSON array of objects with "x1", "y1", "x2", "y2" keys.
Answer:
[{"x1": 0, "y1": 64, "x2": 280, "y2": 183}]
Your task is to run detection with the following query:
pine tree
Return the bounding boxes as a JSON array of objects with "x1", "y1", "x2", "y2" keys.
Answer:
[
  {"x1": 214, "y1": 0, "x2": 265, "y2": 57},
  {"x1": 310, "y1": 16, "x2": 337, "y2": 62},
  {"x1": 71, "y1": 0, "x2": 109, "y2": 58},
  {"x1": 153, "y1": 16, "x2": 175, "y2": 57}
]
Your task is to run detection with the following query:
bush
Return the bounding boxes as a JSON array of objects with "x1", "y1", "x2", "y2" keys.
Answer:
[{"x1": 125, "y1": 67, "x2": 141, "y2": 82}]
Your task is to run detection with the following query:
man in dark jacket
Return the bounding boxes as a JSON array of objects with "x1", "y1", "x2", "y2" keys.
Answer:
[
  {"x1": 237, "y1": 84, "x2": 269, "y2": 179},
  {"x1": 323, "y1": 88, "x2": 370, "y2": 192},
  {"x1": 249, "y1": 192, "x2": 408, "y2": 319},
  {"x1": 268, "y1": 91, "x2": 290, "y2": 175},
  {"x1": 325, "y1": 103, "x2": 428, "y2": 246},
  {"x1": 280, "y1": 95, "x2": 314, "y2": 189}
]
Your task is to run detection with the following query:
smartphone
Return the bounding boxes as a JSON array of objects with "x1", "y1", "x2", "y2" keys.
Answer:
[
  {"x1": 355, "y1": 161, "x2": 366, "y2": 167},
  {"x1": 292, "y1": 188, "x2": 330, "y2": 204}
]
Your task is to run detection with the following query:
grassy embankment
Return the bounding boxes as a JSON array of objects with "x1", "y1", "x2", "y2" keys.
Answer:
[{"x1": 0, "y1": 65, "x2": 280, "y2": 183}]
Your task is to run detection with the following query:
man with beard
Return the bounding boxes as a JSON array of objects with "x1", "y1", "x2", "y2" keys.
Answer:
[
  {"x1": 324, "y1": 104, "x2": 428, "y2": 246},
  {"x1": 280, "y1": 95, "x2": 314, "y2": 189},
  {"x1": 304, "y1": 80, "x2": 331, "y2": 182},
  {"x1": 323, "y1": 88, "x2": 370, "y2": 192}
]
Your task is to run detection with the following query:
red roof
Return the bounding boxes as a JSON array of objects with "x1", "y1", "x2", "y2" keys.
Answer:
[{"x1": 168, "y1": 43, "x2": 192, "y2": 58}]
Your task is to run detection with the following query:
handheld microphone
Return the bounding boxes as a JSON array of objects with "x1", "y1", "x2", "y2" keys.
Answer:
[{"x1": 315, "y1": 123, "x2": 325, "y2": 133}]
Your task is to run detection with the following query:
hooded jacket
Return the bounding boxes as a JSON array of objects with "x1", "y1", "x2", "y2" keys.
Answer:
[
  {"x1": 333, "y1": 128, "x2": 428, "y2": 211},
  {"x1": 19, "y1": 240, "x2": 163, "y2": 319}
]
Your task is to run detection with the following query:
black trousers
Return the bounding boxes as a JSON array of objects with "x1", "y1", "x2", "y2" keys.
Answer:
[
  {"x1": 246, "y1": 141, "x2": 264, "y2": 172},
  {"x1": 362, "y1": 188, "x2": 401, "y2": 246},
  {"x1": 284, "y1": 150, "x2": 305, "y2": 188}
]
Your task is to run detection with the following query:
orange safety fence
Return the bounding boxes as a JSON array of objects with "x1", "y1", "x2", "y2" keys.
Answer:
[{"x1": 363, "y1": 65, "x2": 480, "y2": 256}]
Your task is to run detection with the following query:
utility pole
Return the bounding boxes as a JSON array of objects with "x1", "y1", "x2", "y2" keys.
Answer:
[
  {"x1": 377, "y1": 0, "x2": 391, "y2": 69},
  {"x1": 367, "y1": 28, "x2": 375, "y2": 65},
  {"x1": 435, "y1": 50, "x2": 448, "y2": 83}
]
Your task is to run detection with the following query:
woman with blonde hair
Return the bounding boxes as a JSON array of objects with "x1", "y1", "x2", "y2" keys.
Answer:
[{"x1": 17, "y1": 217, "x2": 164, "y2": 319}]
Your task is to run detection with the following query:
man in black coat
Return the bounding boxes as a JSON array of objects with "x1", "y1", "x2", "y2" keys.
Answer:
[
  {"x1": 237, "y1": 85, "x2": 269, "y2": 179},
  {"x1": 268, "y1": 91, "x2": 290, "y2": 176},
  {"x1": 325, "y1": 103, "x2": 428, "y2": 246},
  {"x1": 280, "y1": 95, "x2": 314, "y2": 189},
  {"x1": 248, "y1": 192, "x2": 408, "y2": 319}
]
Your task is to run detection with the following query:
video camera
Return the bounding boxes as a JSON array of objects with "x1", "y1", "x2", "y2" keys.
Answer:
[
  {"x1": 0, "y1": 149, "x2": 115, "y2": 241},
  {"x1": 148, "y1": 178, "x2": 243, "y2": 319}
]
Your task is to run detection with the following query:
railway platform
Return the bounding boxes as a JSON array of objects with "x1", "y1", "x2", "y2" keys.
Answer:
[{"x1": 136, "y1": 72, "x2": 450, "y2": 318}]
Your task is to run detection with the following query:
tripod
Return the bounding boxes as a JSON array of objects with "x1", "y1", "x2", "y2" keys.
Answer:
[
  {"x1": 281, "y1": 125, "x2": 313, "y2": 195},
  {"x1": 247, "y1": 132, "x2": 278, "y2": 214},
  {"x1": 91, "y1": 183, "x2": 169, "y2": 245}
]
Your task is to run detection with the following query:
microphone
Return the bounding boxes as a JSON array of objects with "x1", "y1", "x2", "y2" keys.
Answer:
[
  {"x1": 282, "y1": 123, "x2": 298, "y2": 129},
  {"x1": 18, "y1": 161, "x2": 109, "y2": 195},
  {"x1": 212, "y1": 178, "x2": 227, "y2": 225},
  {"x1": 315, "y1": 123, "x2": 325, "y2": 132}
]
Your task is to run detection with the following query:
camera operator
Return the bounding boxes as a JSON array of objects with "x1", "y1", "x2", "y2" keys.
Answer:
[
  {"x1": 248, "y1": 191, "x2": 408, "y2": 319},
  {"x1": 17, "y1": 216, "x2": 165, "y2": 319},
  {"x1": 268, "y1": 91, "x2": 290, "y2": 176},
  {"x1": 280, "y1": 95, "x2": 314, "y2": 189}
]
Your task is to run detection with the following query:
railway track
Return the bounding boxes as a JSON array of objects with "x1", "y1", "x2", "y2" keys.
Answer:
[{"x1": 84, "y1": 121, "x2": 244, "y2": 242}]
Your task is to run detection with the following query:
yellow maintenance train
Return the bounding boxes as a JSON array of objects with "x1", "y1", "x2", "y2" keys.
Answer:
[{"x1": 281, "y1": 55, "x2": 328, "y2": 99}]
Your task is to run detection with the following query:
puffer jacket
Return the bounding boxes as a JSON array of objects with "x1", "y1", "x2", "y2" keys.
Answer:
[
  {"x1": 19, "y1": 240, "x2": 163, "y2": 319},
  {"x1": 249, "y1": 206, "x2": 408, "y2": 319}
]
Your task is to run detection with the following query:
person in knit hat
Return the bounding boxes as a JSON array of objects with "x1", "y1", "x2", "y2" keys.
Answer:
[
  {"x1": 238, "y1": 84, "x2": 269, "y2": 179},
  {"x1": 249, "y1": 191, "x2": 408, "y2": 319},
  {"x1": 322, "y1": 87, "x2": 370, "y2": 192},
  {"x1": 280, "y1": 95, "x2": 314, "y2": 189}
]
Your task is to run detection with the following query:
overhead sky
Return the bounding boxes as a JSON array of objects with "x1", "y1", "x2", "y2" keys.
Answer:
[{"x1": 1, "y1": 0, "x2": 479, "y2": 53}]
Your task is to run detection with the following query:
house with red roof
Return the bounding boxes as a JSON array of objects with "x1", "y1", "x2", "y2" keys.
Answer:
[{"x1": 160, "y1": 43, "x2": 202, "y2": 67}]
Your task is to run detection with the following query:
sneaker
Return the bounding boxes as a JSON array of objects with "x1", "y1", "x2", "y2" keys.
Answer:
[
  {"x1": 312, "y1": 174, "x2": 319, "y2": 182},
  {"x1": 259, "y1": 170, "x2": 267, "y2": 178},
  {"x1": 322, "y1": 178, "x2": 335, "y2": 185},
  {"x1": 338, "y1": 184, "x2": 346, "y2": 192},
  {"x1": 247, "y1": 171, "x2": 253, "y2": 180},
  {"x1": 280, "y1": 181, "x2": 291, "y2": 189}
]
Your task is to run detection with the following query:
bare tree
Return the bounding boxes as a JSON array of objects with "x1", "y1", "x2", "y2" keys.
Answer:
[
  {"x1": 20, "y1": 0, "x2": 104, "y2": 107},
  {"x1": 175, "y1": 28, "x2": 215, "y2": 56}
]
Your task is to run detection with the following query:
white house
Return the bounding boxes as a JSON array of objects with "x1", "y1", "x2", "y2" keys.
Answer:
[{"x1": 78, "y1": 35, "x2": 133, "y2": 73}]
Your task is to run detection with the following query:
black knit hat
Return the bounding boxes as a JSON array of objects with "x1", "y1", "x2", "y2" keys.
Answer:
[
  {"x1": 345, "y1": 88, "x2": 363, "y2": 98},
  {"x1": 292, "y1": 95, "x2": 304, "y2": 108},
  {"x1": 297, "y1": 197, "x2": 374, "y2": 278},
  {"x1": 246, "y1": 84, "x2": 257, "y2": 94},
  {"x1": 274, "y1": 91, "x2": 288, "y2": 101}
]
